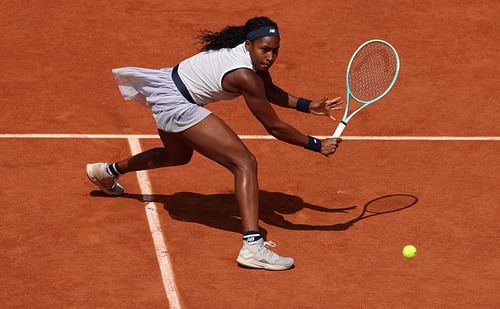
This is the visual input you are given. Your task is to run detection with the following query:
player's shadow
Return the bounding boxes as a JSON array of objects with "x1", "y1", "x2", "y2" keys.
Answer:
[{"x1": 90, "y1": 190, "x2": 418, "y2": 234}]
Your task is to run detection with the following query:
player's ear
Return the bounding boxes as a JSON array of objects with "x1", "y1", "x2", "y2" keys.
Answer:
[{"x1": 244, "y1": 40, "x2": 251, "y2": 50}]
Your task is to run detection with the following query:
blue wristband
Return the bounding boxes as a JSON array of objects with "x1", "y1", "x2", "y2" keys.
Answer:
[
  {"x1": 304, "y1": 136, "x2": 321, "y2": 152},
  {"x1": 296, "y1": 98, "x2": 311, "y2": 113}
]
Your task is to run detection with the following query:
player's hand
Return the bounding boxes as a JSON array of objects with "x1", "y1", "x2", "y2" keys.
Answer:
[
  {"x1": 309, "y1": 96, "x2": 343, "y2": 121},
  {"x1": 320, "y1": 138, "x2": 342, "y2": 157}
]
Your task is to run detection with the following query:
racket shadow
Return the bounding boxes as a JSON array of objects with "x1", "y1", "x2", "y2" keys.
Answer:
[
  {"x1": 330, "y1": 194, "x2": 418, "y2": 231},
  {"x1": 89, "y1": 191, "x2": 417, "y2": 233}
]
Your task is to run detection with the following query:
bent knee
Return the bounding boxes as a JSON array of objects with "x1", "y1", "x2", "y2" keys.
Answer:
[
  {"x1": 156, "y1": 147, "x2": 193, "y2": 166},
  {"x1": 173, "y1": 151, "x2": 193, "y2": 165},
  {"x1": 234, "y1": 152, "x2": 258, "y2": 173}
]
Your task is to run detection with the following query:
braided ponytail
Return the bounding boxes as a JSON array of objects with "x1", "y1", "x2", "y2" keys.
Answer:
[{"x1": 198, "y1": 16, "x2": 278, "y2": 51}]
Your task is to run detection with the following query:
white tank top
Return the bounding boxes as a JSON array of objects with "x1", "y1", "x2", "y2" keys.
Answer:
[{"x1": 177, "y1": 42, "x2": 255, "y2": 105}]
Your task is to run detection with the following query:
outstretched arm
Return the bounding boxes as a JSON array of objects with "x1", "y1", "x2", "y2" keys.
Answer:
[
  {"x1": 257, "y1": 70, "x2": 342, "y2": 120},
  {"x1": 223, "y1": 68, "x2": 341, "y2": 157}
]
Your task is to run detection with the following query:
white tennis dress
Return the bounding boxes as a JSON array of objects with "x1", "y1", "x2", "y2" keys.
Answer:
[{"x1": 112, "y1": 42, "x2": 254, "y2": 132}]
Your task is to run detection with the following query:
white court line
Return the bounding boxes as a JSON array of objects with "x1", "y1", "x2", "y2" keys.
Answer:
[
  {"x1": 128, "y1": 138, "x2": 181, "y2": 309},
  {"x1": 1, "y1": 133, "x2": 500, "y2": 141}
]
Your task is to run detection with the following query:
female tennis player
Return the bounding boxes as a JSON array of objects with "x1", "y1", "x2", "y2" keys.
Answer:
[{"x1": 87, "y1": 16, "x2": 342, "y2": 271}]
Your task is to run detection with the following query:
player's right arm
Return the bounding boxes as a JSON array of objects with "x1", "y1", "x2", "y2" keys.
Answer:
[{"x1": 222, "y1": 69, "x2": 340, "y2": 156}]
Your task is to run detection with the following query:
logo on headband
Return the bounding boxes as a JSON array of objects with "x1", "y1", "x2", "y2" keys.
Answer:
[{"x1": 246, "y1": 26, "x2": 280, "y2": 41}]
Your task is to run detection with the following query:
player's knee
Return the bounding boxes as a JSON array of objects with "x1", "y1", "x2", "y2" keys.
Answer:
[
  {"x1": 174, "y1": 150, "x2": 193, "y2": 165},
  {"x1": 164, "y1": 148, "x2": 193, "y2": 166},
  {"x1": 236, "y1": 152, "x2": 258, "y2": 174},
  {"x1": 155, "y1": 147, "x2": 192, "y2": 166}
]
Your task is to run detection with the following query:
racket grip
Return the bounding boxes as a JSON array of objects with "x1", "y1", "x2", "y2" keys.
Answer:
[{"x1": 332, "y1": 121, "x2": 347, "y2": 138}]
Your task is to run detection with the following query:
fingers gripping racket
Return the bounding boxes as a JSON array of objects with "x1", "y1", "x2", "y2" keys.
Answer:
[{"x1": 332, "y1": 39, "x2": 400, "y2": 138}]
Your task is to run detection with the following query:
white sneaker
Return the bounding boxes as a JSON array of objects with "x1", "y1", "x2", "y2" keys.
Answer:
[
  {"x1": 236, "y1": 239, "x2": 294, "y2": 270},
  {"x1": 86, "y1": 163, "x2": 124, "y2": 196}
]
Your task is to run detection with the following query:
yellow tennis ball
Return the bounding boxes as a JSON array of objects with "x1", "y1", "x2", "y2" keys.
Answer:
[{"x1": 402, "y1": 245, "x2": 417, "y2": 259}]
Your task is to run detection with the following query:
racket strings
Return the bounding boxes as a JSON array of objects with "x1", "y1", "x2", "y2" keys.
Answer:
[{"x1": 348, "y1": 42, "x2": 398, "y2": 102}]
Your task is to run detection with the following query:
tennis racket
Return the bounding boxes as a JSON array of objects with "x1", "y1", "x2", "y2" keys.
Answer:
[{"x1": 332, "y1": 39, "x2": 400, "y2": 138}]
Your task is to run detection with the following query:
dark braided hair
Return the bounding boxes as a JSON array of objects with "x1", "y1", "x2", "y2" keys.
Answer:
[{"x1": 198, "y1": 16, "x2": 278, "y2": 51}]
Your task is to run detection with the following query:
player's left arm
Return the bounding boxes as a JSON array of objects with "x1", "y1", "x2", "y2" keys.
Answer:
[{"x1": 256, "y1": 70, "x2": 343, "y2": 120}]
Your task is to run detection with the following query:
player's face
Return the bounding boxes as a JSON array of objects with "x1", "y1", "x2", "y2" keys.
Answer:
[{"x1": 245, "y1": 36, "x2": 280, "y2": 71}]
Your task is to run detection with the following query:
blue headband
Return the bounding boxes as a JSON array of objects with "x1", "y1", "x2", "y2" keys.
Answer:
[{"x1": 245, "y1": 26, "x2": 280, "y2": 41}]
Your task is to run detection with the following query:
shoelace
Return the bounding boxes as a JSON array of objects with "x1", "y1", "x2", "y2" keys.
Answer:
[{"x1": 257, "y1": 241, "x2": 280, "y2": 261}]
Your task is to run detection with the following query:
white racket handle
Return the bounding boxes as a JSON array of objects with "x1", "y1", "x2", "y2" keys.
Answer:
[{"x1": 332, "y1": 121, "x2": 347, "y2": 138}]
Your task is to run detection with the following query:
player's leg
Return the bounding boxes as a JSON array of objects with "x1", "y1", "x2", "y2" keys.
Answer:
[
  {"x1": 115, "y1": 131, "x2": 193, "y2": 173},
  {"x1": 177, "y1": 114, "x2": 259, "y2": 231},
  {"x1": 86, "y1": 132, "x2": 193, "y2": 196},
  {"x1": 176, "y1": 113, "x2": 294, "y2": 270}
]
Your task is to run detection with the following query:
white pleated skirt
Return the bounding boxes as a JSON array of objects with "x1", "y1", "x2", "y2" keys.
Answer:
[{"x1": 112, "y1": 67, "x2": 211, "y2": 133}]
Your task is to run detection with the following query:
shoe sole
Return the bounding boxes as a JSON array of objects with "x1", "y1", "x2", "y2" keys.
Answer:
[
  {"x1": 86, "y1": 164, "x2": 124, "y2": 196},
  {"x1": 236, "y1": 256, "x2": 293, "y2": 271}
]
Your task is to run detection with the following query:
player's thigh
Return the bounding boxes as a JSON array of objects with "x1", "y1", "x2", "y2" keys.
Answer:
[
  {"x1": 178, "y1": 114, "x2": 255, "y2": 169},
  {"x1": 158, "y1": 129, "x2": 194, "y2": 164}
]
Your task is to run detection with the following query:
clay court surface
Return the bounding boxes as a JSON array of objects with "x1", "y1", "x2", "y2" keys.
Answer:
[{"x1": 1, "y1": 1, "x2": 499, "y2": 308}]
